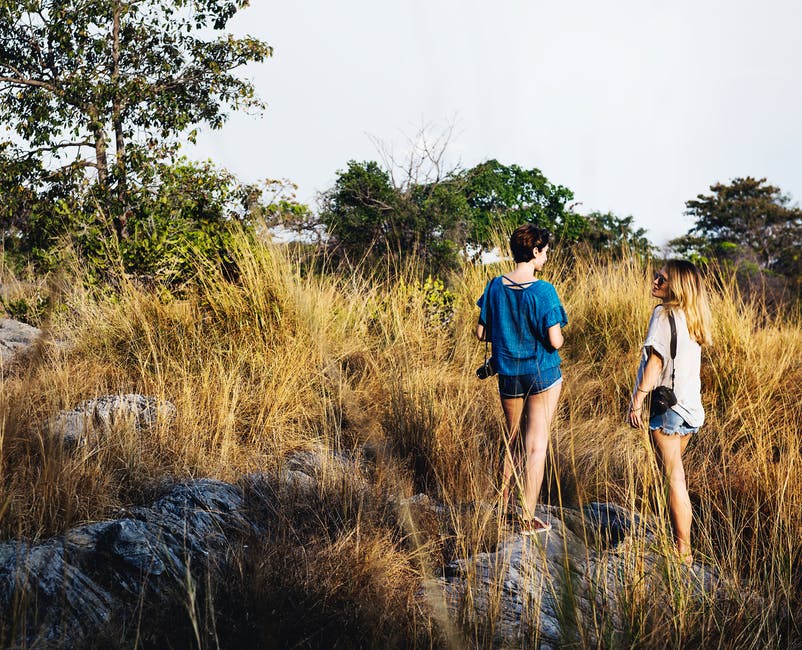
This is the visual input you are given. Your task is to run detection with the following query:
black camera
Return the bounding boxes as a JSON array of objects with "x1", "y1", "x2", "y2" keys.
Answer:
[
  {"x1": 476, "y1": 358, "x2": 497, "y2": 380},
  {"x1": 649, "y1": 386, "x2": 677, "y2": 417}
]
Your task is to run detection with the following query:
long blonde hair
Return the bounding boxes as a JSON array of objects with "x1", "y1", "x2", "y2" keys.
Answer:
[{"x1": 662, "y1": 260, "x2": 713, "y2": 346}]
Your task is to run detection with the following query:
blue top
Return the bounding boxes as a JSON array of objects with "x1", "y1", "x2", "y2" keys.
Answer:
[{"x1": 477, "y1": 276, "x2": 568, "y2": 376}]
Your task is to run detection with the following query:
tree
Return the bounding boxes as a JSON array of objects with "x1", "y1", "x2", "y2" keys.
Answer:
[
  {"x1": 672, "y1": 177, "x2": 802, "y2": 274},
  {"x1": 309, "y1": 154, "x2": 590, "y2": 275},
  {"x1": 116, "y1": 159, "x2": 263, "y2": 284},
  {"x1": 462, "y1": 159, "x2": 583, "y2": 251},
  {"x1": 2, "y1": 156, "x2": 268, "y2": 285},
  {"x1": 0, "y1": 0, "x2": 272, "y2": 237},
  {"x1": 318, "y1": 160, "x2": 469, "y2": 275},
  {"x1": 0, "y1": 142, "x2": 88, "y2": 267},
  {"x1": 581, "y1": 211, "x2": 653, "y2": 257}
]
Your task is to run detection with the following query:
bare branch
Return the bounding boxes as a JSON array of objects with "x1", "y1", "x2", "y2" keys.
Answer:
[
  {"x1": 0, "y1": 74, "x2": 56, "y2": 91},
  {"x1": 43, "y1": 158, "x2": 97, "y2": 179},
  {"x1": 25, "y1": 141, "x2": 93, "y2": 155},
  {"x1": 368, "y1": 118, "x2": 462, "y2": 193}
]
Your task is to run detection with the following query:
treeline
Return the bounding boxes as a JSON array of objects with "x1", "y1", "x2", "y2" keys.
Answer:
[
  {"x1": 1, "y1": 0, "x2": 801, "y2": 296},
  {"x1": 278, "y1": 156, "x2": 652, "y2": 275}
]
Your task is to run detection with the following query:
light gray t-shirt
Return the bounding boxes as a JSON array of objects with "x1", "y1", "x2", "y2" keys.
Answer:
[{"x1": 634, "y1": 305, "x2": 704, "y2": 427}]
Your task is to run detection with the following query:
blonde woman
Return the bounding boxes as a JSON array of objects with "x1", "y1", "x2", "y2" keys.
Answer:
[{"x1": 629, "y1": 260, "x2": 713, "y2": 565}]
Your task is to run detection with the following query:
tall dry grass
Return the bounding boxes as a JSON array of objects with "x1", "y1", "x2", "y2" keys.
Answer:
[{"x1": 1, "y1": 232, "x2": 800, "y2": 647}]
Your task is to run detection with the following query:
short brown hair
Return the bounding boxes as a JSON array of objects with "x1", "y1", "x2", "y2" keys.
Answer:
[{"x1": 510, "y1": 224, "x2": 550, "y2": 263}]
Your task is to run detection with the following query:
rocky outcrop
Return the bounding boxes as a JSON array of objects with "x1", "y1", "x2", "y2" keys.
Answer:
[
  {"x1": 441, "y1": 502, "x2": 722, "y2": 648},
  {"x1": 0, "y1": 442, "x2": 726, "y2": 648},
  {"x1": 51, "y1": 394, "x2": 177, "y2": 448},
  {"x1": 0, "y1": 447, "x2": 347, "y2": 649},
  {"x1": 0, "y1": 318, "x2": 42, "y2": 364},
  {"x1": 0, "y1": 479, "x2": 260, "y2": 648}
]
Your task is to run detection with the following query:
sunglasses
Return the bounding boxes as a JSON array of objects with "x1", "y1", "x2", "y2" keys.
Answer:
[{"x1": 653, "y1": 272, "x2": 668, "y2": 287}]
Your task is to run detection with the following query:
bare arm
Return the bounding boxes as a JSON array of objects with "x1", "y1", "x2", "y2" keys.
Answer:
[
  {"x1": 548, "y1": 324, "x2": 564, "y2": 350},
  {"x1": 476, "y1": 322, "x2": 486, "y2": 341},
  {"x1": 629, "y1": 349, "x2": 664, "y2": 428}
]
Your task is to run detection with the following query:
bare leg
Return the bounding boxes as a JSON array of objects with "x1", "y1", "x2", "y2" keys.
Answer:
[
  {"x1": 680, "y1": 433, "x2": 692, "y2": 455},
  {"x1": 652, "y1": 430, "x2": 693, "y2": 565},
  {"x1": 521, "y1": 382, "x2": 562, "y2": 520},
  {"x1": 499, "y1": 397, "x2": 524, "y2": 508}
]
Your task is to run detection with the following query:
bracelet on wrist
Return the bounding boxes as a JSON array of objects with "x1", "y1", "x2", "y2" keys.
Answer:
[{"x1": 636, "y1": 388, "x2": 649, "y2": 394}]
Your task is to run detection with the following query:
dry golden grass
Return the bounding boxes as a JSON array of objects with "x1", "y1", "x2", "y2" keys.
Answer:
[{"x1": 1, "y1": 233, "x2": 800, "y2": 646}]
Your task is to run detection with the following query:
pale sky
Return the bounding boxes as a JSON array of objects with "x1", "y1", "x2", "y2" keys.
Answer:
[{"x1": 189, "y1": 0, "x2": 802, "y2": 247}]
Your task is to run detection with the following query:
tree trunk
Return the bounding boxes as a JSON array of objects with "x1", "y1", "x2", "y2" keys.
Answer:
[
  {"x1": 111, "y1": 0, "x2": 128, "y2": 239},
  {"x1": 89, "y1": 107, "x2": 109, "y2": 188}
]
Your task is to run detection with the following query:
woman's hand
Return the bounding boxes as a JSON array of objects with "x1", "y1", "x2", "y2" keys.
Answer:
[
  {"x1": 476, "y1": 322, "x2": 486, "y2": 341},
  {"x1": 630, "y1": 350, "x2": 663, "y2": 428},
  {"x1": 629, "y1": 402, "x2": 644, "y2": 428}
]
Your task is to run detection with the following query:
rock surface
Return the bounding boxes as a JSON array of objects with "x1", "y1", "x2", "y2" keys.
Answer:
[
  {"x1": 51, "y1": 394, "x2": 177, "y2": 447},
  {"x1": 0, "y1": 318, "x2": 42, "y2": 364},
  {"x1": 1, "y1": 440, "x2": 726, "y2": 648},
  {"x1": 0, "y1": 479, "x2": 258, "y2": 648},
  {"x1": 441, "y1": 503, "x2": 722, "y2": 647}
]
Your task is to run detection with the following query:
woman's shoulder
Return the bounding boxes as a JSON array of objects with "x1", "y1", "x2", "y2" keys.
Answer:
[
  {"x1": 654, "y1": 304, "x2": 687, "y2": 322},
  {"x1": 479, "y1": 276, "x2": 503, "y2": 301},
  {"x1": 646, "y1": 304, "x2": 669, "y2": 332},
  {"x1": 648, "y1": 305, "x2": 690, "y2": 337},
  {"x1": 532, "y1": 279, "x2": 560, "y2": 297},
  {"x1": 652, "y1": 304, "x2": 676, "y2": 320},
  {"x1": 481, "y1": 276, "x2": 500, "y2": 290}
]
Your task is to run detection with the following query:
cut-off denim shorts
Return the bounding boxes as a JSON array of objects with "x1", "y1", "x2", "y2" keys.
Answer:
[
  {"x1": 649, "y1": 408, "x2": 699, "y2": 436},
  {"x1": 497, "y1": 366, "x2": 562, "y2": 398}
]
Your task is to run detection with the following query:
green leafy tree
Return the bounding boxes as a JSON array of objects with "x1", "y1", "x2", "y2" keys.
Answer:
[
  {"x1": 319, "y1": 161, "x2": 400, "y2": 258},
  {"x1": 313, "y1": 157, "x2": 585, "y2": 273},
  {"x1": 581, "y1": 211, "x2": 654, "y2": 257},
  {"x1": 463, "y1": 159, "x2": 583, "y2": 251},
  {"x1": 2, "y1": 157, "x2": 266, "y2": 285},
  {"x1": 0, "y1": 0, "x2": 272, "y2": 239},
  {"x1": 114, "y1": 159, "x2": 262, "y2": 285},
  {"x1": 0, "y1": 143, "x2": 88, "y2": 267},
  {"x1": 319, "y1": 160, "x2": 469, "y2": 275},
  {"x1": 672, "y1": 177, "x2": 802, "y2": 275}
]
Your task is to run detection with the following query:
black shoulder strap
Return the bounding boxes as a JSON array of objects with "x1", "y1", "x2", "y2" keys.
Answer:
[
  {"x1": 479, "y1": 278, "x2": 494, "y2": 333},
  {"x1": 479, "y1": 279, "x2": 494, "y2": 358},
  {"x1": 668, "y1": 312, "x2": 676, "y2": 388}
]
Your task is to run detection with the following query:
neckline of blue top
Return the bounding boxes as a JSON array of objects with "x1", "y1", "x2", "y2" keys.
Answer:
[{"x1": 501, "y1": 275, "x2": 539, "y2": 288}]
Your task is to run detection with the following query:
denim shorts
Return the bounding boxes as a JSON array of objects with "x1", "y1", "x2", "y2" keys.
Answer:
[
  {"x1": 497, "y1": 366, "x2": 562, "y2": 398},
  {"x1": 649, "y1": 408, "x2": 699, "y2": 436}
]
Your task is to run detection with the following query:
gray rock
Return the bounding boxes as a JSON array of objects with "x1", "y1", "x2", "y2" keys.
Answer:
[
  {"x1": 0, "y1": 435, "x2": 730, "y2": 650},
  {"x1": 440, "y1": 503, "x2": 723, "y2": 647},
  {"x1": 0, "y1": 318, "x2": 42, "y2": 364},
  {"x1": 51, "y1": 394, "x2": 177, "y2": 447},
  {"x1": 0, "y1": 448, "x2": 336, "y2": 648},
  {"x1": 0, "y1": 478, "x2": 262, "y2": 648},
  {"x1": 582, "y1": 501, "x2": 651, "y2": 548},
  {"x1": 283, "y1": 444, "x2": 362, "y2": 479}
]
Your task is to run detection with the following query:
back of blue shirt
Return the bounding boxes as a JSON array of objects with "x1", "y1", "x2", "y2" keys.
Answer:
[{"x1": 477, "y1": 277, "x2": 568, "y2": 376}]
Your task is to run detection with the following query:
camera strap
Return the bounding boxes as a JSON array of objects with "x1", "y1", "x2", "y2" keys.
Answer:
[
  {"x1": 479, "y1": 279, "x2": 494, "y2": 366},
  {"x1": 668, "y1": 311, "x2": 677, "y2": 389}
]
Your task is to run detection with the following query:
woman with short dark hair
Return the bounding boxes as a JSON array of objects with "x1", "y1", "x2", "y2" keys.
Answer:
[
  {"x1": 629, "y1": 260, "x2": 713, "y2": 565},
  {"x1": 476, "y1": 224, "x2": 568, "y2": 534}
]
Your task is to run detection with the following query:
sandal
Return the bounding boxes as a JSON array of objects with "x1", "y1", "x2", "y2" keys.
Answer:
[{"x1": 520, "y1": 516, "x2": 552, "y2": 535}]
